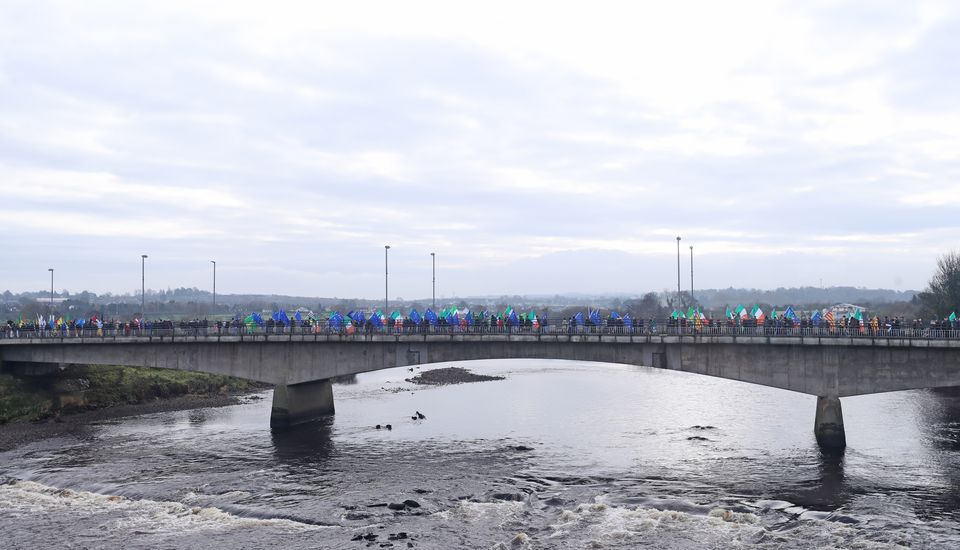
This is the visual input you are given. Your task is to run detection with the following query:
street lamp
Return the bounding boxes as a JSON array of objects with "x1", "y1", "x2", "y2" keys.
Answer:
[
  {"x1": 141, "y1": 254, "x2": 148, "y2": 318},
  {"x1": 689, "y1": 245, "x2": 694, "y2": 306},
  {"x1": 676, "y1": 236, "x2": 681, "y2": 307},
  {"x1": 211, "y1": 260, "x2": 216, "y2": 311},
  {"x1": 48, "y1": 268, "x2": 54, "y2": 312},
  {"x1": 384, "y1": 245, "x2": 390, "y2": 315},
  {"x1": 430, "y1": 252, "x2": 436, "y2": 309}
]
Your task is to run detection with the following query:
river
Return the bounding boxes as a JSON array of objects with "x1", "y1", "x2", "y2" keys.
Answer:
[{"x1": 2, "y1": 359, "x2": 959, "y2": 549}]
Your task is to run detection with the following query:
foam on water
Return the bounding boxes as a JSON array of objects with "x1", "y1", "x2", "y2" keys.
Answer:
[{"x1": 0, "y1": 480, "x2": 323, "y2": 534}]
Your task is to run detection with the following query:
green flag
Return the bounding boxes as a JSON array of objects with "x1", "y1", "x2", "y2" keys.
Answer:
[{"x1": 950, "y1": 312, "x2": 956, "y2": 322}]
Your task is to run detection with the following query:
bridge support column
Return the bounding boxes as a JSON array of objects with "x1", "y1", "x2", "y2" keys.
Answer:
[
  {"x1": 270, "y1": 379, "x2": 335, "y2": 429},
  {"x1": 814, "y1": 395, "x2": 846, "y2": 449}
]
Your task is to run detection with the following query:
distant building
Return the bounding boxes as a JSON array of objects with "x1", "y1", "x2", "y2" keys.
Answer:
[{"x1": 827, "y1": 303, "x2": 867, "y2": 318}]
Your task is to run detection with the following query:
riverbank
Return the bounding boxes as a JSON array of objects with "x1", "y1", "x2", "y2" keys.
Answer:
[
  {"x1": 0, "y1": 391, "x2": 264, "y2": 452},
  {"x1": 0, "y1": 364, "x2": 269, "y2": 451}
]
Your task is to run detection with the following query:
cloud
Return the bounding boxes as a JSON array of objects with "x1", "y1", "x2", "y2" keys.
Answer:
[{"x1": 1, "y1": 0, "x2": 958, "y2": 297}]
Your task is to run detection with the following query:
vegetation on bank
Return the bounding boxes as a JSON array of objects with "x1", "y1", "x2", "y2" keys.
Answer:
[{"x1": 0, "y1": 365, "x2": 263, "y2": 424}]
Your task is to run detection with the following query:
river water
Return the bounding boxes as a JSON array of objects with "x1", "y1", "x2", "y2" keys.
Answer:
[{"x1": 2, "y1": 360, "x2": 959, "y2": 549}]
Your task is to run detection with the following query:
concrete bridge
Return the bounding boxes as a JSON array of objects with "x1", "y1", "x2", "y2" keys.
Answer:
[{"x1": 3, "y1": 331, "x2": 960, "y2": 449}]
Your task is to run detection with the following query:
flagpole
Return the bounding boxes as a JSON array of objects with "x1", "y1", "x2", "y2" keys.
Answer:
[{"x1": 689, "y1": 245, "x2": 694, "y2": 307}]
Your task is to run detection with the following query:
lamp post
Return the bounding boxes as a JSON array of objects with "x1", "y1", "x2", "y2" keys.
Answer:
[
  {"x1": 676, "y1": 236, "x2": 681, "y2": 307},
  {"x1": 689, "y1": 245, "x2": 694, "y2": 306},
  {"x1": 384, "y1": 245, "x2": 390, "y2": 315},
  {"x1": 48, "y1": 268, "x2": 54, "y2": 313},
  {"x1": 141, "y1": 254, "x2": 148, "y2": 318},
  {"x1": 211, "y1": 260, "x2": 216, "y2": 311},
  {"x1": 430, "y1": 252, "x2": 436, "y2": 309}
]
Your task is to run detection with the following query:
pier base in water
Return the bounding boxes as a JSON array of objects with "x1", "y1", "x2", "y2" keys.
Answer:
[
  {"x1": 814, "y1": 395, "x2": 846, "y2": 449},
  {"x1": 270, "y1": 379, "x2": 335, "y2": 428}
]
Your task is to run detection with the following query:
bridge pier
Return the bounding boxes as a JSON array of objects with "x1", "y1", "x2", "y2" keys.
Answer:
[
  {"x1": 270, "y1": 379, "x2": 335, "y2": 429},
  {"x1": 814, "y1": 395, "x2": 846, "y2": 449}
]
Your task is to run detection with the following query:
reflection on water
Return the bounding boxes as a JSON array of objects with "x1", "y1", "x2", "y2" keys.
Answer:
[
  {"x1": 1, "y1": 359, "x2": 960, "y2": 549},
  {"x1": 270, "y1": 418, "x2": 335, "y2": 464}
]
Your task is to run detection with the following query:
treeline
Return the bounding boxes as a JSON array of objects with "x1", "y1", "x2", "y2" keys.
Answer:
[{"x1": 1, "y1": 286, "x2": 923, "y2": 322}]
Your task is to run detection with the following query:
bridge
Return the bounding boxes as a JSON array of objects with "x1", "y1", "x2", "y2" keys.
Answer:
[{"x1": 3, "y1": 326, "x2": 960, "y2": 449}]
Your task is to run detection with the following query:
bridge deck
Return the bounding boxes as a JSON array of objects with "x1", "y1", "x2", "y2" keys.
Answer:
[{"x1": 4, "y1": 332, "x2": 960, "y2": 348}]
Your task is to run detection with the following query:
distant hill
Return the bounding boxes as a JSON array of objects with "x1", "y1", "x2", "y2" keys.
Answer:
[
  {"x1": 689, "y1": 286, "x2": 917, "y2": 309},
  {"x1": 3, "y1": 286, "x2": 919, "y2": 318}
]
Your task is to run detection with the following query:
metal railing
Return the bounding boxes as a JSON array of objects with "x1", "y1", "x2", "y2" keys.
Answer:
[{"x1": 3, "y1": 321, "x2": 960, "y2": 342}]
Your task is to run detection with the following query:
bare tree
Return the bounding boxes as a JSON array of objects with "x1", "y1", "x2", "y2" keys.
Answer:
[{"x1": 917, "y1": 251, "x2": 960, "y2": 317}]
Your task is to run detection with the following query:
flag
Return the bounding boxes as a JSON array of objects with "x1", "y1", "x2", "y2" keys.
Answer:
[
  {"x1": 853, "y1": 309, "x2": 863, "y2": 322},
  {"x1": 589, "y1": 309, "x2": 601, "y2": 325},
  {"x1": 785, "y1": 306, "x2": 798, "y2": 322},
  {"x1": 825, "y1": 310, "x2": 835, "y2": 325},
  {"x1": 410, "y1": 309, "x2": 422, "y2": 325},
  {"x1": 294, "y1": 311, "x2": 302, "y2": 322},
  {"x1": 737, "y1": 305, "x2": 748, "y2": 320},
  {"x1": 574, "y1": 311, "x2": 584, "y2": 326},
  {"x1": 950, "y1": 312, "x2": 957, "y2": 322},
  {"x1": 725, "y1": 307, "x2": 733, "y2": 320},
  {"x1": 622, "y1": 314, "x2": 633, "y2": 328},
  {"x1": 686, "y1": 306, "x2": 696, "y2": 320},
  {"x1": 610, "y1": 311, "x2": 620, "y2": 320},
  {"x1": 811, "y1": 310, "x2": 822, "y2": 325},
  {"x1": 425, "y1": 309, "x2": 438, "y2": 326}
]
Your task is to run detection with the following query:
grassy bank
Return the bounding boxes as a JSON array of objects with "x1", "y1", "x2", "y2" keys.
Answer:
[{"x1": 0, "y1": 365, "x2": 264, "y2": 423}]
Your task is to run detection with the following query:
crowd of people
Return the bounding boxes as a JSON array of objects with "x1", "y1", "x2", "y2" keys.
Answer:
[{"x1": 4, "y1": 306, "x2": 960, "y2": 339}]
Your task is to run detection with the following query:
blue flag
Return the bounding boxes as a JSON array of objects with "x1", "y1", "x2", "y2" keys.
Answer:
[
  {"x1": 424, "y1": 309, "x2": 438, "y2": 326},
  {"x1": 410, "y1": 309, "x2": 422, "y2": 325},
  {"x1": 622, "y1": 314, "x2": 632, "y2": 328},
  {"x1": 589, "y1": 310, "x2": 601, "y2": 325},
  {"x1": 784, "y1": 307, "x2": 797, "y2": 322},
  {"x1": 574, "y1": 312, "x2": 585, "y2": 326},
  {"x1": 295, "y1": 311, "x2": 302, "y2": 322}
]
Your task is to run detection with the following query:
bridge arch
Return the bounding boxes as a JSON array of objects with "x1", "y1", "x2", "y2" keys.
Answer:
[{"x1": 5, "y1": 333, "x2": 960, "y2": 449}]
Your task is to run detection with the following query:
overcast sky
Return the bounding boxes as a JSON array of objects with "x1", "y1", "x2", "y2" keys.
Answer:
[{"x1": 1, "y1": 0, "x2": 958, "y2": 299}]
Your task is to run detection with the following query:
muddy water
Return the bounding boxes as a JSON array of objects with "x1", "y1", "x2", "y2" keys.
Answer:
[{"x1": 2, "y1": 360, "x2": 959, "y2": 548}]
